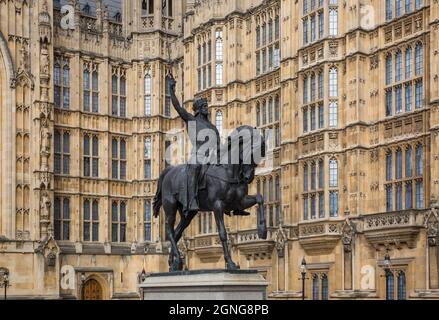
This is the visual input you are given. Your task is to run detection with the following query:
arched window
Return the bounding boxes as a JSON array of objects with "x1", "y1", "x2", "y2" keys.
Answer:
[
  {"x1": 269, "y1": 97, "x2": 273, "y2": 123},
  {"x1": 144, "y1": 73, "x2": 152, "y2": 116},
  {"x1": 386, "y1": 54, "x2": 393, "y2": 85},
  {"x1": 318, "y1": 159, "x2": 324, "y2": 189},
  {"x1": 304, "y1": 164, "x2": 309, "y2": 191},
  {"x1": 144, "y1": 137, "x2": 152, "y2": 179},
  {"x1": 269, "y1": 177, "x2": 274, "y2": 202},
  {"x1": 92, "y1": 200, "x2": 99, "y2": 241},
  {"x1": 310, "y1": 73, "x2": 316, "y2": 102},
  {"x1": 111, "y1": 138, "x2": 118, "y2": 179},
  {"x1": 329, "y1": 8, "x2": 338, "y2": 36},
  {"x1": 303, "y1": 75, "x2": 308, "y2": 104},
  {"x1": 415, "y1": 144, "x2": 423, "y2": 176},
  {"x1": 406, "y1": 181, "x2": 413, "y2": 209},
  {"x1": 83, "y1": 200, "x2": 91, "y2": 241},
  {"x1": 397, "y1": 271, "x2": 406, "y2": 300},
  {"x1": 256, "y1": 25, "x2": 261, "y2": 48},
  {"x1": 405, "y1": 146, "x2": 412, "y2": 177},
  {"x1": 395, "y1": 50, "x2": 402, "y2": 82},
  {"x1": 386, "y1": 151, "x2": 393, "y2": 181},
  {"x1": 256, "y1": 102, "x2": 261, "y2": 127},
  {"x1": 275, "y1": 95, "x2": 280, "y2": 122},
  {"x1": 92, "y1": 70, "x2": 99, "y2": 113},
  {"x1": 54, "y1": 131, "x2": 61, "y2": 174},
  {"x1": 396, "y1": 148, "x2": 402, "y2": 179},
  {"x1": 311, "y1": 162, "x2": 316, "y2": 191},
  {"x1": 84, "y1": 135, "x2": 91, "y2": 177},
  {"x1": 321, "y1": 274, "x2": 329, "y2": 300},
  {"x1": 263, "y1": 179, "x2": 267, "y2": 203},
  {"x1": 275, "y1": 176, "x2": 280, "y2": 202},
  {"x1": 165, "y1": 75, "x2": 171, "y2": 116},
  {"x1": 262, "y1": 99, "x2": 267, "y2": 125},
  {"x1": 62, "y1": 65, "x2": 70, "y2": 109},
  {"x1": 216, "y1": 30, "x2": 223, "y2": 86},
  {"x1": 55, "y1": 197, "x2": 71, "y2": 241},
  {"x1": 54, "y1": 63, "x2": 61, "y2": 107},
  {"x1": 415, "y1": 43, "x2": 423, "y2": 76},
  {"x1": 386, "y1": 0, "x2": 393, "y2": 20},
  {"x1": 215, "y1": 63, "x2": 223, "y2": 86},
  {"x1": 216, "y1": 111, "x2": 223, "y2": 137},
  {"x1": 329, "y1": 159, "x2": 338, "y2": 188},
  {"x1": 318, "y1": 71, "x2": 324, "y2": 99},
  {"x1": 112, "y1": 74, "x2": 118, "y2": 116},
  {"x1": 268, "y1": 19, "x2": 273, "y2": 43},
  {"x1": 120, "y1": 140, "x2": 127, "y2": 180},
  {"x1": 329, "y1": 68, "x2": 338, "y2": 97},
  {"x1": 144, "y1": 200, "x2": 152, "y2": 241},
  {"x1": 120, "y1": 76, "x2": 126, "y2": 117},
  {"x1": 83, "y1": 68, "x2": 90, "y2": 112},
  {"x1": 312, "y1": 274, "x2": 320, "y2": 300},
  {"x1": 329, "y1": 102, "x2": 338, "y2": 127},
  {"x1": 405, "y1": 47, "x2": 412, "y2": 79},
  {"x1": 386, "y1": 271, "x2": 395, "y2": 300},
  {"x1": 120, "y1": 202, "x2": 127, "y2": 242}
]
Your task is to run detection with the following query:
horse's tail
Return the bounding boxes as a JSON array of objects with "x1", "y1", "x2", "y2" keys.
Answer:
[{"x1": 153, "y1": 166, "x2": 173, "y2": 218}]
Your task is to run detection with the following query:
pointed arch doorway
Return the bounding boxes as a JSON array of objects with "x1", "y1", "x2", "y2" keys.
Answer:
[{"x1": 82, "y1": 279, "x2": 103, "y2": 300}]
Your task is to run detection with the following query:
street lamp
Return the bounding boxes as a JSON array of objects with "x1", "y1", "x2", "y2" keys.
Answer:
[
  {"x1": 300, "y1": 258, "x2": 307, "y2": 301},
  {"x1": 383, "y1": 252, "x2": 391, "y2": 272},
  {"x1": 2, "y1": 270, "x2": 9, "y2": 300}
]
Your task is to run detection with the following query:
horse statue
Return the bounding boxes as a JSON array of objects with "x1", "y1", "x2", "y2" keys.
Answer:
[{"x1": 153, "y1": 125, "x2": 268, "y2": 271}]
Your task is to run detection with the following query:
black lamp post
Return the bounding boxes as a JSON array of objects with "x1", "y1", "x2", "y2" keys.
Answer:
[
  {"x1": 300, "y1": 258, "x2": 307, "y2": 301},
  {"x1": 2, "y1": 270, "x2": 9, "y2": 300}
]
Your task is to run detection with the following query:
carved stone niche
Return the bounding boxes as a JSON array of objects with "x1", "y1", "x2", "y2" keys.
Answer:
[
  {"x1": 274, "y1": 224, "x2": 288, "y2": 258},
  {"x1": 35, "y1": 236, "x2": 59, "y2": 269},
  {"x1": 342, "y1": 219, "x2": 356, "y2": 252},
  {"x1": 425, "y1": 207, "x2": 439, "y2": 247}
]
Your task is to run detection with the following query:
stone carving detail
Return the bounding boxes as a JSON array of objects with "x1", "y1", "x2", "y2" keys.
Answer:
[
  {"x1": 40, "y1": 125, "x2": 52, "y2": 172},
  {"x1": 365, "y1": 212, "x2": 411, "y2": 230},
  {"x1": 274, "y1": 224, "x2": 288, "y2": 258},
  {"x1": 425, "y1": 207, "x2": 439, "y2": 247},
  {"x1": 40, "y1": 192, "x2": 51, "y2": 238},
  {"x1": 38, "y1": 1, "x2": 54, "y2": 240},
  {"x1": 342, "y1": 219, "x2": 356, "y2": 252}
]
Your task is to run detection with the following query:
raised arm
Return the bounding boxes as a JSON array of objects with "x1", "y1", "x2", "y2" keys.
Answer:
[{"x1": 167, "y1": 75, "x2": 194, "y2": 122}]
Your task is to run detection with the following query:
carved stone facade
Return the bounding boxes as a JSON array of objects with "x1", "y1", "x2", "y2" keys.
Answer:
[{"x1": 0, "y1": 0, "x2": 439, "y2": 300}]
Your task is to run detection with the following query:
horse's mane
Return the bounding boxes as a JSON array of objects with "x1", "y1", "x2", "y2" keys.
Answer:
[{"x1": 218, "y1": 126, "x2": 265, "y2": 165}]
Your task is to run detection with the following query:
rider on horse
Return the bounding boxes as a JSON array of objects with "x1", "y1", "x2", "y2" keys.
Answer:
[{"x1": 167, "y1": 74, "x2": 250, "y2": 217}]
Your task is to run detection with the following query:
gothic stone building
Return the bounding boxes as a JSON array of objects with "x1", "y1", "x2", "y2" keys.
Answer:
[{"x1": 0, "y1": 0, "x2": 439, "y2": 300}]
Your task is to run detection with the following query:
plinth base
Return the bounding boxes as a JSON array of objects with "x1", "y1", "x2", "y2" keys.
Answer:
[{"x1": 139, "y1": 269, "x2": 268, "y2": 300}]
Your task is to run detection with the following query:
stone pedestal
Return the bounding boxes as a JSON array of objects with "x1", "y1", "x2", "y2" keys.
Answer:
[{"x1": 139, "y1": 269, "x2": 268, "y2": 300}]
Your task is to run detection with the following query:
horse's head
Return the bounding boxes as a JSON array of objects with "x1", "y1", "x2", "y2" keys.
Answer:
[{"x1": 227, "y1": 126, "x2": 265, "y2": 184}]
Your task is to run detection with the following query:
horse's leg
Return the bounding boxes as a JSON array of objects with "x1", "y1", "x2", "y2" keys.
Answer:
[
  {"x1": 163, "y1": 202, "x2": 180, "y2": 272},
  {"x1": 174, "y1": 210, "x2": 197, "y2": 243},
  {"x1": 168, "y1": 210, "x2": 197, "y2": 271},
  {"x1": 213, "y1": 200, "x2": 239, "y2": 271},
  {"x1": 239, "y1": 194, "x2": 267, "y2": 240}
]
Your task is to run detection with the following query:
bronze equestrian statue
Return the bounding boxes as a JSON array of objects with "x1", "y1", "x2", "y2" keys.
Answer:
[{"x1": 153, "y1": 74, "x2": 267, "y2": 271}]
